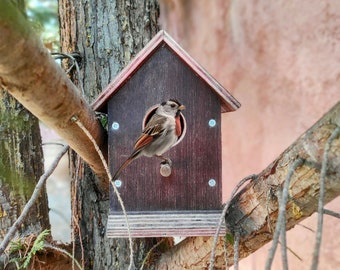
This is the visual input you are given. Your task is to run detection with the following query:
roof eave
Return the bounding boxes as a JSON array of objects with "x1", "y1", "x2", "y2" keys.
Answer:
[{"x1": 92, "y1": 30, "x2": 241, "y2": 113}]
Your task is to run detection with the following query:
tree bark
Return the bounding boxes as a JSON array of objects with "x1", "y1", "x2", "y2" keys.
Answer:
[
  {"x1": 59, "y1": 0, "x2": 161, "y2": 268},
  {"x1": 153, "y1": 102, "x2": 340, "y2": 269}
]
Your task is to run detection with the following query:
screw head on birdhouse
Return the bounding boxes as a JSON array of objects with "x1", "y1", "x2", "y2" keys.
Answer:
[{"x1": 93, "y1": 30, "x2": 240, "y2": 238}]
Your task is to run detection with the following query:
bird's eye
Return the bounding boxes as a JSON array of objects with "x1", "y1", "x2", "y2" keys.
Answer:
[{"x1": 170, "y1": 104, "x2": 176, "y2": 108}]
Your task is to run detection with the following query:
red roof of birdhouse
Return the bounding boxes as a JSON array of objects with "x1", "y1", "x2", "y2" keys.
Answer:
[{"x1": 92, "y1": 30, "x2": 240, "y2": 113}]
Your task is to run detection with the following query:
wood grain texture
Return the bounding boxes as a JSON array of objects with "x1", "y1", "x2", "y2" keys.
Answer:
[{"x1": 107, "y1": 211, "x2": 225, "y2": 237}]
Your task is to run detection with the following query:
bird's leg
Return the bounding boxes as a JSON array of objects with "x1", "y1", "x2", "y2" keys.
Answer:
[{"x1": 157, "y1": 155, "x2": 172, "y2": 167}]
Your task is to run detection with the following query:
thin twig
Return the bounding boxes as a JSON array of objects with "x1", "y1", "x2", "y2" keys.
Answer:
[
  {"x1": 311, "y1": 126, "x2": 340, "y2": 270},
  {"x1": 0, "y1": 145, "x2": 69, "y2": 255},
  {"x1": 42, "y1": 142, "x2": 68, "y2": 147},
  {"x1": 265, "y1": 158, "x2": 304, "y2": 270},
  {"x1": 140, "y1": 239, "x2": 165, "y2": 270},
  {"x1": 233, "y1": 232, "x2": 240, "y2": 270},
  {"x1": 44, "y1": 243, "x2": 83, "y2": 270},
  {"x1": 51, "y1": 52, "x2": 84, "y2": 96},
  {"x1": 72, "y1": 156, "x2": 85, "y2": 270},
  {"x1": 278, "y1": 190, "x2": 289, "y2": 270},
  {"x1": 268, "y1": 188, "x2": 299, "y2": 266},
  {"x1": 72, "y1": 117, "x2": 135, "y2": 270},
  {"x1": 297, "y1": 223, "x2": 315, "y2": 233},
  {"x1": 283, "y1": 242, "x2": 303, "y2": 262},
  {"x1": 323, "y1": 209, "x2": 340, "y2": 219},
  {"x1": 209, "y1": 174, "x2": 256, "y2": 270}
]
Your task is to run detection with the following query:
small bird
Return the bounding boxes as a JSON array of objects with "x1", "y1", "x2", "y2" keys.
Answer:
[{"x1": 112, "y1": 99, "x2": 185, "y2": 180}]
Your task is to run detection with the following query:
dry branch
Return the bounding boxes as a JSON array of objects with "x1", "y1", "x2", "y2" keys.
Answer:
[
  {"x1": 0, "y1": 0, "x2": 108, "y2": 191},
  {"x1": 154, "y1": 102, "x2": 340, "y2": 269}
]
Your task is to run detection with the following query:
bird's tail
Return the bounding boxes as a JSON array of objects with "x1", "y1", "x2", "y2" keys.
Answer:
[
  {"x1": 112, "y1": 148, "x2": 142, "y2": 181},
  {"x1": 112, "y1": 157, "x2": 133, "y2": 181}
]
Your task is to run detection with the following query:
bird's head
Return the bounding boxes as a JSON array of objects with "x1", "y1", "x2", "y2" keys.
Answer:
[{"x1": 159, "y1": 99, "x2": 185, "y2": 117}]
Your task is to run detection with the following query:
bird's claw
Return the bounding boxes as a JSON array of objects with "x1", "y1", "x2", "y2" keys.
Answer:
[{"x1": 161, "y1": 158, "x2": 172, "y2": 167}]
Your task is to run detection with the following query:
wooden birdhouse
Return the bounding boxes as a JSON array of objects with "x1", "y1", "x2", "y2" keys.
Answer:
[{"x1": 93, "y1": 30, "x2": 240, "y2": 237}]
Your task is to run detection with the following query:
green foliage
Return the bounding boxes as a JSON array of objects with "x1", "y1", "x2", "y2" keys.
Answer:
[
  {"x1": 225, "y1": 233, "x2": 234, "y2": 245},
  {"x1": 9, "y1": 229, "x2": 50, "y2": 269},
  {"x1": 26, "y1": 0, "x2": 59, "y2": 50},
  {"x1": 8, "y1": 240, "x2": 25, "y2": 255},
  {"x1": 7, "y1": 230, "x2": 85, "y2": 269},
  {"x1": 96, "y1": 112, "x2": 108, "y2": 131}
]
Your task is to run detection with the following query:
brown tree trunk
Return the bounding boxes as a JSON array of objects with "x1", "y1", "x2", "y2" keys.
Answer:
[{"x1": 59, "y1": 0, "x2": 161, "y2": 268}]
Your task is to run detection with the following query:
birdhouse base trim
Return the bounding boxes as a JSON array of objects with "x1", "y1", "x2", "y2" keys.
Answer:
[{"x1": 106, "y1": 210, "x2": 226, "y2": 238}]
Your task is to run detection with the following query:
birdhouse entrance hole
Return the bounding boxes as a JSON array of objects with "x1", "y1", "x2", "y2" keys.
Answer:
[{"x1": 142, "y1": 104, "x2": 187, "y2": 146}]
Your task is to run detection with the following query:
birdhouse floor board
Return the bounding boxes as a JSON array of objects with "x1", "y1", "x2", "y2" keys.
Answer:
[{"x1": 106, "y1": 210, "x2": 225, "y2": 238}]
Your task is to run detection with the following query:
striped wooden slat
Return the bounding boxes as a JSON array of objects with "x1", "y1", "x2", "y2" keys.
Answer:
[{"x1": 106, "y1": 210, "x2": 226, "y2": 238}]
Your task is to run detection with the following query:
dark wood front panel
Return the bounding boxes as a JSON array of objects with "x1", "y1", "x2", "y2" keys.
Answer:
[{"x1": 109, "y1": 45, "x2": 221, "y2": 212}]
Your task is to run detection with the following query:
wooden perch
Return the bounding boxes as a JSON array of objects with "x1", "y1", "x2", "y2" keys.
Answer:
[
  {"x1": 154, "y1": 102, "x2": 340, "y2": 269},
  {"x1": 0, "y1": 1, "x2": 108, "y2": 191}
]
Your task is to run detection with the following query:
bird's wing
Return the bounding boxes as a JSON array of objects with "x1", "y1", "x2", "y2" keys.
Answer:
[{"x1": 133, "y1": 114, "x2": 167, "y2": 151}]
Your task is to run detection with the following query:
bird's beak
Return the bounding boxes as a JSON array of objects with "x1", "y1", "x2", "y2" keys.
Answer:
[{"x1": 178, "y1": 105, "x2": 185, "y2": 111}]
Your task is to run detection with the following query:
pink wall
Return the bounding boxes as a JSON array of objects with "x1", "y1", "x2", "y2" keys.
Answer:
[{"x1": 159, "y1": 0, "x2": 340, "y2": 269}]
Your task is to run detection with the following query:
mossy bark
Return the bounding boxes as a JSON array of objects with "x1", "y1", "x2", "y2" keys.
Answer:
[{"x1": 0, "y1": 90, "x2": 50, "y2": 243}]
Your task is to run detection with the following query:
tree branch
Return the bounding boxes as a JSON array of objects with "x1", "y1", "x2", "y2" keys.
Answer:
[
  {"x1": 0, "y1": 0, "x2": 108, "y2": 192},
  {"x1": 153, "y1": 102, "x2": 340, "y2": 269}
]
